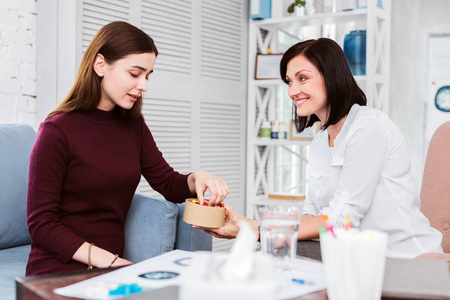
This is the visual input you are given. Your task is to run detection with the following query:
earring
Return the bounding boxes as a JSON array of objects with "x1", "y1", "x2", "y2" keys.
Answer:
[{"x1": 99, "y1": 73, "x2": 103, "y2": 77}]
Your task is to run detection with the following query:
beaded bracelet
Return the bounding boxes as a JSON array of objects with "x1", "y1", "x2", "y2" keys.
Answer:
[
  {"x1": 109, "y1": 254, "x2": 119, "y2": 268},
  {"x1": 87, "y1": 243, "x2": 94, "y2": 270}
]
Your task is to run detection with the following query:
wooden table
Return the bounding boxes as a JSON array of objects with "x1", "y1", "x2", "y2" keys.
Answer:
[
  {"x1": 16, "y1": 267, "x2": 329, "y2": 300},
  {"x1": 16, "y1": 268, "x2": 111, "y2": 300},
  {"x1": 16, "y1": 268, "x2": 406, "y2": 300}
]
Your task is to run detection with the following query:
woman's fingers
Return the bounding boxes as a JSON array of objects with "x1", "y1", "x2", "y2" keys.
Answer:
[
  {"x1": 193, "y1": 171, "x2": 229, "y2": 206},
  {"x1": 208, "y1": 183, "x2": 229, "y2": 206}
]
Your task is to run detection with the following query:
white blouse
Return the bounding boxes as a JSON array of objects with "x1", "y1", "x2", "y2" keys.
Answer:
[{"x1": 303, "y1": 104, "x2": 443, "y2": 258}]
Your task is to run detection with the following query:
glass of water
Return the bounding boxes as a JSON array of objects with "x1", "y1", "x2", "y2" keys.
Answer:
[{"x1": 258, "y1": 205, "x2": 302, "y2": 271}]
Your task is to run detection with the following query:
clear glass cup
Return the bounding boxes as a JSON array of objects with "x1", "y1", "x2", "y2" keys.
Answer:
[{"x1": 258, "y1": 205, "x2": 302, "y2": 271}]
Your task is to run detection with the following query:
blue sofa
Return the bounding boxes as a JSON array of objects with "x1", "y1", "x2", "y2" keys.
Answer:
[{"x1": 0, "y1": 123, "x2": 211, "y2": 300}]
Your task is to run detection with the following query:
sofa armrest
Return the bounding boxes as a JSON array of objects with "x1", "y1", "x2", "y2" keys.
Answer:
[
  {"x1": 0, "y1": 124, "x2": 35, "y2": 250},
  {"x1": 123, "y1": 193, "x2": 178, "y2": 263},
  {"x1": 176, "y1": 203, "x2": 212, "y2": 252}
]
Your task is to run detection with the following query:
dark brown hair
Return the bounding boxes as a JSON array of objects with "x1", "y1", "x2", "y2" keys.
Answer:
[
  {"x1": 48, "y1": 21, "x2": 158, "y2": 120},
  {"x1": 280, "y1": 38, "x2": 366, "y2": 132}
]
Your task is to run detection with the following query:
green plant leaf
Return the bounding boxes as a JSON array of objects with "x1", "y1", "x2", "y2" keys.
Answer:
[
  {"x1": 287, "y1": 3, "x2": 295, "y2": 13},
  {"x1": 288, "y1": 0, "x2": 306, "y2": 13}
]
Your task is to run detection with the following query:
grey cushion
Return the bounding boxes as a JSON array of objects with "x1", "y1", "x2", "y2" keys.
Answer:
[
  {"x1": 0, "y1": 124, "x2": 35, "y2": 249},
  {"x1": 123, "y1": 194, "x2": 178, "y2": 262},
  {"x1": 176, "y1": 203, "x2": 212, "y2": 251},
  {"x1": 0, "y1": 244, "x2": 31, "y2": 300}
]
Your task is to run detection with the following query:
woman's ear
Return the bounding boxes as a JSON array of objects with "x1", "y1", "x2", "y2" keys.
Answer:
[{"x1": 93, "y1": 54, "x2": 105, "y2": 77}]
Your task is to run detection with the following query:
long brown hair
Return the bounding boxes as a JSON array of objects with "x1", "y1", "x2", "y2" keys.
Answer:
[{"x1": 48, "y1": 21, "x2": 158, "y2": 120}]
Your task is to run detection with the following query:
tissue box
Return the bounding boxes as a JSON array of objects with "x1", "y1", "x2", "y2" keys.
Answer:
[
  {"x1": 182, "y1": 198, "x2": 225, "y2": 228},
  {"x1": 180, "y1": 252, "x2": 276, "y2": 300}
]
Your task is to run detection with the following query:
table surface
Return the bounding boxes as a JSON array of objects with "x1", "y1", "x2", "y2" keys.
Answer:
[
  {"x1": 17, "y1": 267, "x2": 408, "y2": 300},
  {"x1": 16, "y1": 268, "x2": 327, "y2": 300}
]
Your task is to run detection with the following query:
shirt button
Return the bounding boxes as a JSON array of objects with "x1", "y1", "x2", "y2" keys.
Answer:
[{"x1": 443, "y1": 223, "x2": 450, "y2": 230}]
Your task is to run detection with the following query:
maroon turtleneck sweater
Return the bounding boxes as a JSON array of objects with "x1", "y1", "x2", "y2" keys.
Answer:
[{"x1": 26, "y1": 109, "x2": 192, "y2": 276}]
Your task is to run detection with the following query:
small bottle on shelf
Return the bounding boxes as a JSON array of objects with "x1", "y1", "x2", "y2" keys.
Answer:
[
  {"x1": 260, "y1": 121, "x2": 272, "y2": 140},
  {"x1": 278, "y1": 122, "x2": 287, "y2": 139},
  {"x1": 271, "y1": 121, "x2": 278, "y2": 139}
]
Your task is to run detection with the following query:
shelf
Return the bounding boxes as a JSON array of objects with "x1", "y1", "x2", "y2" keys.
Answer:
[
  {"x1": 252, "y1": 198, "x2": 305, "y2": 214},
  {"x1": 253, "y1": 198, "x2": 305, "y2": 205},
  {"x1": 252, "y1": 9, "x2": 368, "y2": 30},
  {"x1": 252, "y1": 138, "x2": 313, "y2": 146}
]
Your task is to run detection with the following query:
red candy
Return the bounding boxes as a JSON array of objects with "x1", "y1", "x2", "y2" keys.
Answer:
[{"x1": 191, "y1": 199, "x2": 224, "y2": 208}]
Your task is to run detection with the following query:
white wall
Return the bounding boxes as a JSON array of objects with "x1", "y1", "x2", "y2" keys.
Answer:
[
  {"x1": 390, "y1": 0, "x2": 450, "y2": 190},
  {"x1": 0, "y1": 0, "x2": 36, "y2": 128}
]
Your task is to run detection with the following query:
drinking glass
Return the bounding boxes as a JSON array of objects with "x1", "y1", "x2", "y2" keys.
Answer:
[{"x1": 258, "y1": 205, "x2": 302, "y2": 271}]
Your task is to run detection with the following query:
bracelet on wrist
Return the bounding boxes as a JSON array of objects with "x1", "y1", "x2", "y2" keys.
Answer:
[{"x1": 87, "y1": 243, "x2": 94, "y2": 270}]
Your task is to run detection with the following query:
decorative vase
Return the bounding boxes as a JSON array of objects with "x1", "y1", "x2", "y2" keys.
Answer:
[
  {"x1": 295, "y1": 5, "x2": 305, "y2": 16},
  {"x1": 305, "y1": 0, "x2": 315, "y2": 15},
  {"x1": 343, "y1": 30, "x2": 367, "y2": 76}
]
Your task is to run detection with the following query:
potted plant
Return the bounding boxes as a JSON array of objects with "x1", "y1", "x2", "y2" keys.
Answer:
[
  {"x1": 287, "y1": 0, "x2": 315, "y2": 16},
  {"x1": 287, "y1": 0, "x2": 306, "y2": 14}
]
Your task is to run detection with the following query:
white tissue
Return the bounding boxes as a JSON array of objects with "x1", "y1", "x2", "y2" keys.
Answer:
[
  {"x1": 180, "y1": 221, "x2": 276, "y2": 300},
  {"x1": 218, "y1": 221, "x2": 257, "y2": 281}
]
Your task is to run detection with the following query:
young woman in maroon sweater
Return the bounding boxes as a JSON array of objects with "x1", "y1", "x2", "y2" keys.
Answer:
[{"x1": 26, "y1": 21, "x2": 229, "y2": 276}]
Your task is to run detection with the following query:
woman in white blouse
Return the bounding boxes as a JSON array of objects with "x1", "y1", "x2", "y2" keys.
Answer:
[{"x1": 203, "y1": 38, "x2": 442, "y2": 258}]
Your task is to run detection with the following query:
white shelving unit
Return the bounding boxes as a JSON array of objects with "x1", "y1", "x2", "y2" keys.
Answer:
[{"x1": 246, "y1": 0, "x2": 391, "y2": 218}]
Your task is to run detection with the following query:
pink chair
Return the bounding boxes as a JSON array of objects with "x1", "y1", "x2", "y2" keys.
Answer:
[{"x1": 420, "y1": 121, "x2": 450, "y2": 253}]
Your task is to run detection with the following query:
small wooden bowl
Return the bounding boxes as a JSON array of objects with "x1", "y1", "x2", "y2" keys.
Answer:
[{"x1": 183, "y1": 198, "x2": 225, "y2": 228}]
